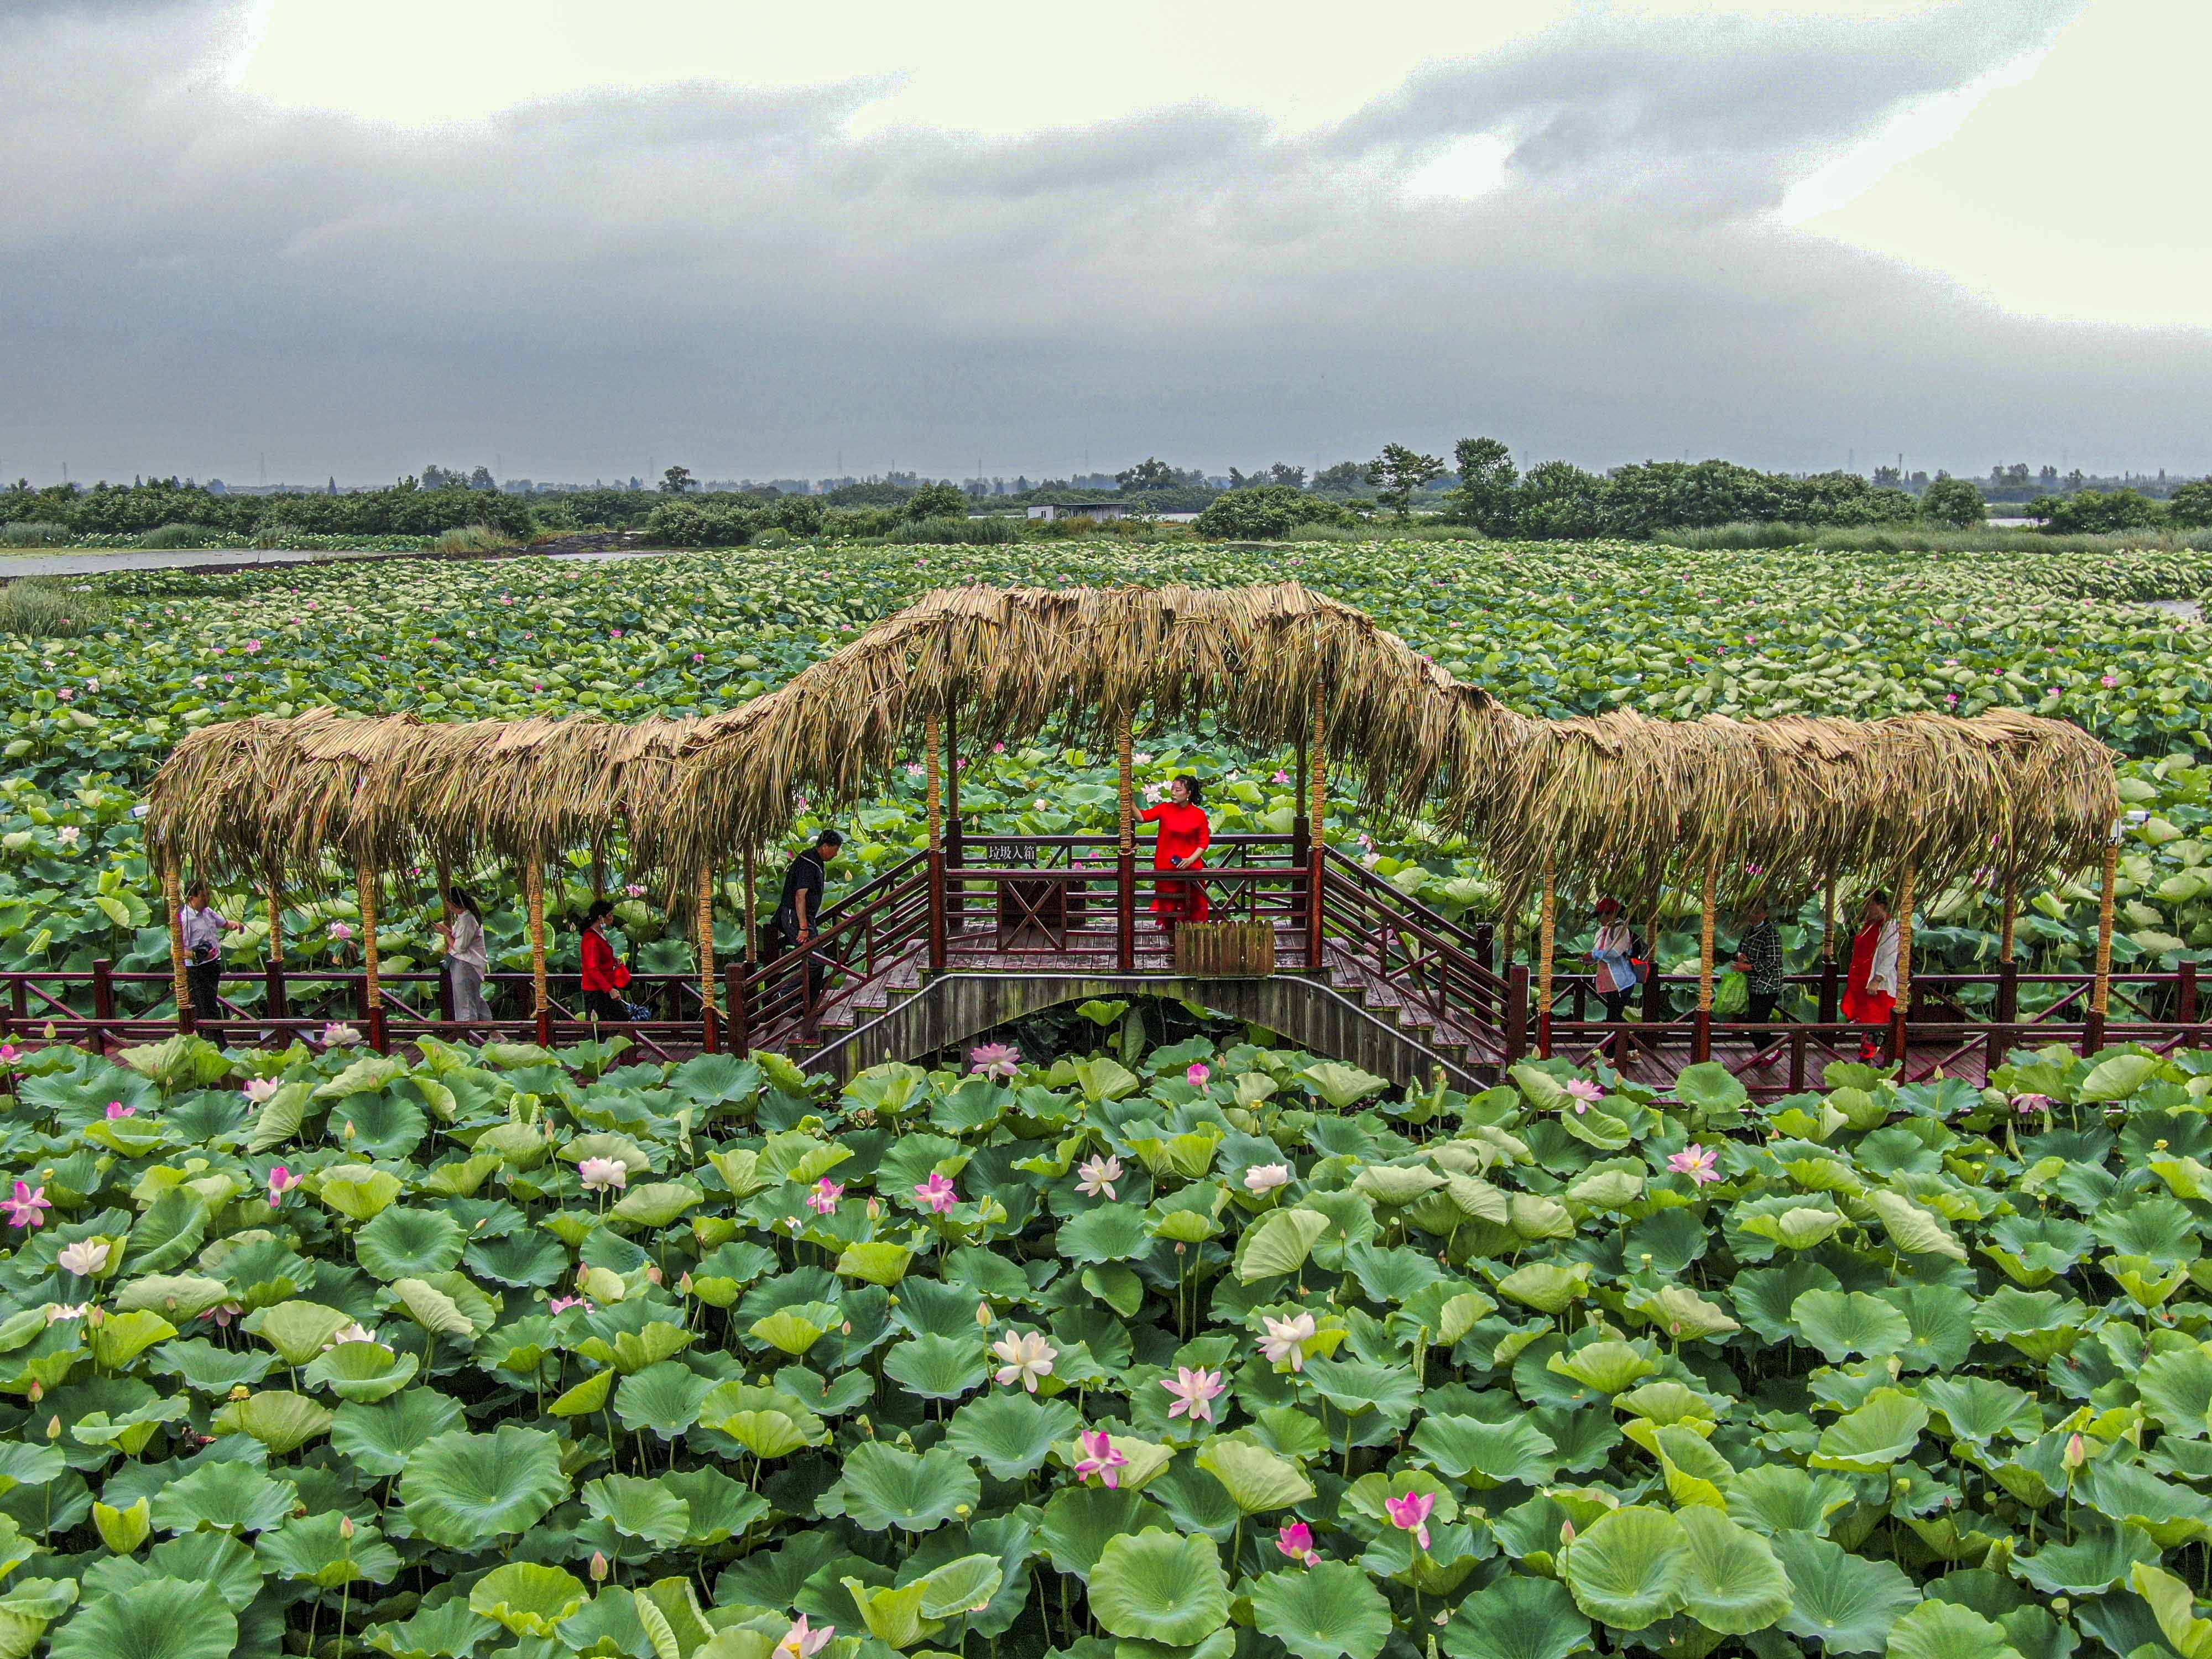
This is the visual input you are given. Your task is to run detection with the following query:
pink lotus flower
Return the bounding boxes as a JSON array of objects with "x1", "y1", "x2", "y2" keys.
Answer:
[
  {"x1": 1668, "y1": 1144, "x2": 1721, "y2": 1186},
  {"x1": 3, "y1": 1182, "x2": 51, "y2": 1230},
  {"x1": 776, "y1": 1615, "x2": 834, "y2": 1659},
  {"x1": 105, "y1": 1101, "x2": 134, "y2": 1119},
  {"x1": 1075, "y1": 1428, "x2": 1129, "y2": 1488},
  {"x1": 2102, "y1": 674, "x2": 2118, "y2": 688},
  {"x1": 201, "y1": 1302, "x2": 244, "y2": 1327},
  {"x1": 2014, "y1": 1093, "x2": 2056, "y2": 1117},
  {"x1": 549, "y1": 1296, "x2": 594, "y2": 1315},
  {"x1": 1161, "y1": 1365, "x2": 1225, "y2": 1424},
  {"x1": 1243, "y1": 1164, "x2": 1290, "y2": 1196},
  {"x1": 1186, "y1": 1062, "x2": 1211, "y2": 1088},
  {"x1": 326, "y1": 922, "x2": 354, "y2": 942},
  {"x1": 243, "y1": 638, "x2": 262, "y2": 654},
  {"x1": 1077, "y1": 1154, "x2": 1121, "y2": 1200},
  {"x1": 625, "y1": 883, "x2": 648, "y2": 898},
  {"x1": 991, "y1": 1329, "x2": 1057, "y2": 1391},
  {"x1": 1276, "y1": 1520, "x2": 1320, "y2": 1566},
  {"x1": 915, "y1": 1173, "x2": 958, "y2": 1214},
  {"x1": 242, "y1": 1077, "x2": 280, "y2": 1105},
  {"x1": 806, "y1": 1178, "x2": 843, "y2": 1215},
  {"x1": 267, "y1": 1165, "x2": 298, "y2": 1206},
  {"x1": 1260, "y1": 1311, "x2": 1316, "y2": 1371},
  {"x1": 1563, "y1": 1078, "x2": 1603, "y2": 1114},
  {"x1": 1385, "y1": 1490, "x2": 1435, "y2": 1550},
  {"x1": 970, "y1": 1042, "x2": 1021, "y2": 1080}
]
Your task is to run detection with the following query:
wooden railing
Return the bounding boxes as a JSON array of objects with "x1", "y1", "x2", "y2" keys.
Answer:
[{"x1": 3, "y1": 838, "x2": 2206, "y2": 1101}]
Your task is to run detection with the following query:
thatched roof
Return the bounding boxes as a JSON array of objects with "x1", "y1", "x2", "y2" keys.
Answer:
[
  {"x1": 143, "y1": 582, "x2": 2119, "y2": 909},
  {"x1": 660, "y1": 582, "x2": 1516, "y2": 875},
  {"x1": 144, "y1": 706, "x2": 699, "y2": 889}
]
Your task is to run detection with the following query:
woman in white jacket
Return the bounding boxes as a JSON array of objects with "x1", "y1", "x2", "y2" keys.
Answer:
[{"x1": 436, "y1": 885, "x2": 493, "y2": 1024}]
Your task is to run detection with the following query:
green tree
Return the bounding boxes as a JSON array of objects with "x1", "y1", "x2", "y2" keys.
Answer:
[
  {"x1": 2031, "y1": 488, "x2": 2162, "y2": 534},
  {"x1": 1364, "y1": 444, "x2": 1446, "y2": 521},
  {"x1": 2168, "y1": 479, "x2": 2212, "y2": 529},
  {"x1": 902, "y1": 482, "x2": 970, "y2": 521},
  {"x1": 659, "y1": 465, "x2": 696, "y2": 495},
  {"x1": 1115, "y1": 458, "x2": 1204, "y2": 492},
  {"x1": 1444, "y1": 436, "x2": 1519, "y2": 533},
  {"x1": 1310, "y1": 461, "x2": 1368, "y2": 495},
  {"x1": 1919, "y1": 476, "x2": 1985, "y2": 528}
]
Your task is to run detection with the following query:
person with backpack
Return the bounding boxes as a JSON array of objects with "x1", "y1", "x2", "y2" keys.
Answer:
[
  {"x1": 772, "y1": 830, "x2": 843, "y2": 1011},
  {"x1": 1589, "y1": 898, "x2": 1645, "y2": 1022}
]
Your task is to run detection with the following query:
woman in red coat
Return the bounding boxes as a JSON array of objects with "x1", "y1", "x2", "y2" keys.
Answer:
[
  {"x1": 1140, "y1": 776, "x2": 1212, "y2": 929},
  {"x1": 578, "y1": 899, "x2": 634, "y2": 1021}
]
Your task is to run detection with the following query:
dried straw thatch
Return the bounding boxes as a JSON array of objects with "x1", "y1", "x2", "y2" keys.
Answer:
[
  {"x1": 144, "y1": 706, "x2": 699, "y2": 889},
  {"x1": 659, "y1": 582, "x2": 1516, "y2": 874},
  {"x1": 144, "y1": 583, "x2": 2119, "y2": 910}
]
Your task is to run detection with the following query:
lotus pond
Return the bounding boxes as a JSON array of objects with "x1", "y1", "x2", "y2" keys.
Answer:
[
  {"x1": 4, "y1": 538, "x2": 2212, "y2": 1016},
  {"x1": 5, "y1": 1026, "x2": 2212, "y2": 1657}
]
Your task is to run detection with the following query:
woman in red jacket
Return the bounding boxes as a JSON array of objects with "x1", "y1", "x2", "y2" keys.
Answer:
[
  {"x1": 1140, "y1": 776, "x2": 1212, "y2": 930},
  {"x1": 578, "y1": 899, "x2": 635, "y2": 1021}
]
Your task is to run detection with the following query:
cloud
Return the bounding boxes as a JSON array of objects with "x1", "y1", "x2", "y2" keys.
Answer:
[{"x1": 0, "y1": 0, "x2": 2203, "y2": 484}]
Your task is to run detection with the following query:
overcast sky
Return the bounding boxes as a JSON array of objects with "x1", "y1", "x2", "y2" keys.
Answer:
[{"x1": 3, "y1": 0, "x2": 2206, "y2": 486}]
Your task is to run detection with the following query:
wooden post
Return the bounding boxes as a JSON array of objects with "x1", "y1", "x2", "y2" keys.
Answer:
[
  {"x1": 742, "y1": 849, "x2": 758, "y2": 966},
  {"x1": 926, "y1": 711, "x2": 947, "y2": 972},
  {"x1": 264, "y1": 869, "x2": 290, "y2": 1022},
  {"x1": 163, "y1": 860, "x2": 191, "y2": 1033},
  {"x1": 92, "y1": 958, "x2": 114, "y2": 1024},
  {"x1": 2180, "y1": 958, "x2": 2200, "y2": 1029},
  {"x1": 526, "y1": 857, "x2": 551, "y2": 1046},
  {"x1": 1996, "y1": 872, "x2": 2020, "y2": 1027},
  {"x1": 725, "y1": 960, "x2": 750, "y2": 1057},
  {"x1": 1694, "y1": 857, "x2": 1717, "y2": 1063},
  {"x1": 1117, "y1": 709, "x2": 1136, "y2": 972},
  {"x1": 698, "y1": 863, "x2": 718, "y2": 1051},
  {"x1": 1537, "y1": 852, "x2": 1557, "y2": 1058},
  {"x1": 945, "y1": 697, "x2": 963, "y2": 863},
  {"x1": 1888, "y1": 862, "x2": 1915, "y2": 1065},
  {"x1": 2088, "y1": 835, "x2": 2118, "y2": 1053},
  {"x1": 1818, "y1": 874, "x2": 1840, "y2": 1023},
  {"x1": 358, "y1": 863, "x2": 387, "y2": 1053},
  {"x1": 1504, "y1": 963, "x2": 1529, "y2": 1061},
  {"x1": 1306, "y1": 697, "x2": 1327, "y2": 971}
]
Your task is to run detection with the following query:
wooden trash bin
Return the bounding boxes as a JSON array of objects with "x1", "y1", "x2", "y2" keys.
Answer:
[{"x1": 1173, "y1": 921, "x2": 1276, "y2": 977}]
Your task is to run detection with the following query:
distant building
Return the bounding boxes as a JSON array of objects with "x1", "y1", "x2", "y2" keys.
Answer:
[{"x1": 1026, "y1": 502, "x2": 1129, "y2": 523}]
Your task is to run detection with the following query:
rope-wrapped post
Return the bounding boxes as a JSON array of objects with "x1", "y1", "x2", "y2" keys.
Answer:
[
  {"x1": 358, "y1": 862, "x2": 386, "y2": 1053},
  {"x1": 1536, "y1": 853, "x2": 1557, "y2": 1058},
  {"x1": 698, "y1": 863, "x2": 719, "y2": 1052},
  {"x1": 526, "y1": 857, "x2": 551, "y2": 1046},
  {"x1": 926, "y1": 711, "x2": 947, "y2": 972},
  {"x1": 1818, "y1": 873, "x2": 1840, "y2": 1023},
  {"x1": 163, "y1": 859, "x2": 191, "y2": 1034},
  {"x1": 1996, "y1": 872, "x2": 2020, "y2": 1026},
  {"x1": 1694, "y1": 857, "x2": 1717, "y2": 1063},
  {"x1": 2088, "y1": 835, "x2": 2119, "y2": 1054},
  {"x1": 1117, "y1": 709, "x2": 1136, "y2": 972},
  {"x1": 1306, "y1": 697, "x2": 1327, "y2": 970},
  {"x1": 1888, "y1": 861, "x2": 1916, "y2": 1065},
  {"x1": 742, "y1": 849, "x2": 758, "y2": 966},
  {"x1": 265, "y1": 867, "x2": 289, "y2": 1022}
]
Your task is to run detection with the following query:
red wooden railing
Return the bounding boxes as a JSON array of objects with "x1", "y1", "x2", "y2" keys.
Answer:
[{"x1": 2, "y1": 838, "x2": 2204, "y2": 1102}]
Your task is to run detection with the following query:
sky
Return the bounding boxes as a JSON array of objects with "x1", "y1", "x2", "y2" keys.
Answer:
[{"x1": 2, "y1": 0, "x2": 2206, "y2": 487}]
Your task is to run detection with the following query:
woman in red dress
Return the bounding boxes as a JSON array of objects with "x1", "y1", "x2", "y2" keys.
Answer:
[
  {"x1": 1839, "y1": 890, "x2": 1901, "y2": 1061},
  {"x1": 1140, "y1": 776, "x2": 1212, "y2": 930}
]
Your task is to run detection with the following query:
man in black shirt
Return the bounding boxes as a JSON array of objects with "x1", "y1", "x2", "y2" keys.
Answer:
[{"x1": 772, "y1": 830, "x2": 843, "y2": 1013}]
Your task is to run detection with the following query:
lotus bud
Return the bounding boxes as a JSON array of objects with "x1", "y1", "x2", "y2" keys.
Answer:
[
  {"x1": 1887, "y1": 1355, "x2": 1902, "y2": 1380},
  {"x1": 2064, "y1": 1433, "x2": 2087, "y2": 1470},
  {"x1": 840, "y1": 1321, "x2": 852, "y2": 1335},
  {"x1": 867, "y1": 1197, "x2": 882, "y2": 1220},
  {"x1": 646, "y1": 1265, "x2": 664, "y2": 1285},
  {"x1": 1175, "y1": 1242, "x2": 1187, "y2": 1255},
  {"x1": 976, "y1": 1302, "x2": 993, "y2": 1328},
  {"x1": 591, "y1": 1551, "x2": 609, "y2": 1583},
  {"x1": 25, "y1": 1381, "x2": 40, "y2": 1403},
  {"x1": 679, "y1": 1273, "x2": 694, "y2": 1295},
  {"x1": 339, "y1": 1515, "x2": 354, "y2": 1540},
  {"x1": 86, "y1": 1305, "x2": 107, "y2": 1327},
  {"x1": 230, "y1": 1385, "x2": 251, "y2": 1401},
  {"x1": 1559, "y1": 1519, "x2": 1575, "y2": 1545},
  {"x1": 343, "y1": 1120, "x2": 357, "y2": 1140},
  {"x1": 45, "y1": 1416, "x2": 60, "y2": 1441}
]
